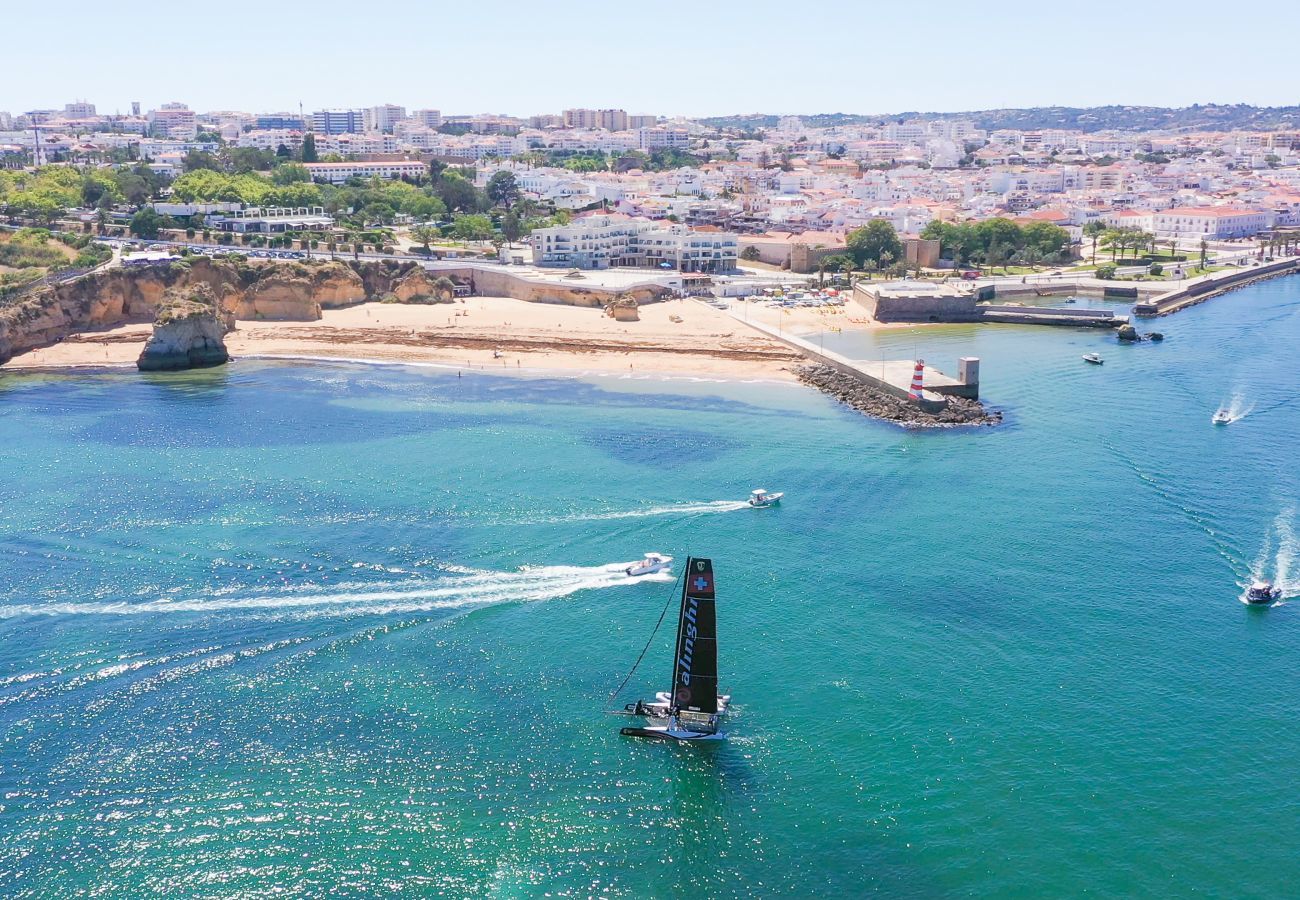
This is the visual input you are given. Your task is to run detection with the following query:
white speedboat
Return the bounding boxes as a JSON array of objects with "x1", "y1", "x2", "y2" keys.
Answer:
[
  {"x1": 1212, "y1": 410, "x2": 1231, "y2": 425},
  {"x1": 748, "y1": 489, "x2": 784, "y2": 508},
  {"x1": 1082, "y1": 352, "x2": 1104, "y2": 365},
  {"x1": 625, "y1": 553, "x2": 672, "y2": 577},
  {"x1": 1245, "y1": 580, "x2": 1281, "y2": 605}
]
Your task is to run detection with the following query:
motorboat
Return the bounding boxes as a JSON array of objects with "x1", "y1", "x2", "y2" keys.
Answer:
[
  {"x1": 1082, "y1": 353, "x2": 1104, "y2": 365},
  {"x1": 625, "y1": 553, "x2": 672, "y2": 577},
  {"x1": 1212, "y1": 410, "x2": 1231, "y2": 425},
  {"x1": 748, "y1": 489, "x2": 784, "y2": 508},
  {"x1": 1245, "y1": 580, "x2": 1281, "y2": 605}
]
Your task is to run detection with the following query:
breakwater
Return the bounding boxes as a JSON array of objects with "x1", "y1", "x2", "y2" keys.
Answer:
[
  {"x1": 795, "y1": 364, "x2": 1001, "y2": 427},
  {"x1": 1134, "y1": 257, "x2": 1300, "y2": 316}
]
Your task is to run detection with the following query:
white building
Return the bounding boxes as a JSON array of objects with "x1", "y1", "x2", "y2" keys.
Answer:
[
  {"x1": 304, "y1": 160, "x2": 426, "y2": 184},
  {"x1": 364, "y1": 104, "x2": 406, "y2": 134},
  {"x1": 147, "y1": 103, "x2": 196, "y2": 140},
  {"x1": 1152, "y1": 207, "x2": 1270, "y2": 240},
  {"x1": 531, "y1": 213, "x2": 737, "y2": 272},
  {"x1": 411, "y1": 109, "x2": 442, "y2": 128}
]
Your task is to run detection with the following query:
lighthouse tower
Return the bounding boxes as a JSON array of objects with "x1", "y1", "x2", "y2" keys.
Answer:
[{"x1": 908, "y1": 360, "x2": 926, "y2": 401}]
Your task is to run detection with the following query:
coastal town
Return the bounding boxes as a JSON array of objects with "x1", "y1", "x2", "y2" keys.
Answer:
[
  {"x1": 3, "y1": 98, "x2": 1300, "y2": 425},
  {"x1": 8, "y1": 0, "x2": 1300, "y2": 892}
]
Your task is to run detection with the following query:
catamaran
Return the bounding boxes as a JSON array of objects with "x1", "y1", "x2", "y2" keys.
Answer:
[{"x1": 621, "y1": 557, "x2": 728, "y2": 742}]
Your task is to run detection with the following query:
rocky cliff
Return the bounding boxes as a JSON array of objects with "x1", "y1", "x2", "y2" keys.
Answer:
[
  {"x1": 0, "y1": 258, "x2": 451, "y2": 365},
  {"x1": 137, "y1": 283, "x2": 231, "y2": 371}
]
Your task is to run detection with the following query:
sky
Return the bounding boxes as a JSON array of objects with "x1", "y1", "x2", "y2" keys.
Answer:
[{"x1": 4, "y1": 0, "x2": 1296, "y2": 118}]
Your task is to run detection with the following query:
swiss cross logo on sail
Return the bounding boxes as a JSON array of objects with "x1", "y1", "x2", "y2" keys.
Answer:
[{"x1": 693, "y1": 576, "x2": 709, "y2": 591}]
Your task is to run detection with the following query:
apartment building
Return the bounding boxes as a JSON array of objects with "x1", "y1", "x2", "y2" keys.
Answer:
[
  {"x1": 637, "y1": 127, "x2": 689, "y2": 150},
  {"x1": 311, "y1": 109, "x2": 364, "y2": 135},
  {"x1": 257, "y1": 113, "x2": 305, "y2": 130},
  {"x1": 562, "y1": 108, "x2": 600, "y2": 129},
  {"x1": 364, "y1": 104, "x2": 407, "y2": 134},
  {"x1": 147, "y1": 103, "x2": 196, "y2": 140},
  {"x1": 64, "y1": 101, "x2": 96, "y2": 118},
  {"x1": 411, "y1": 109, "x2": 442, "y2": 128},
  {"x1": 304, "y1": 160, "x2": 427, "y2": 183},
  {"x1": 531, "y1": 213, "x2": 738, "y2": 272}
]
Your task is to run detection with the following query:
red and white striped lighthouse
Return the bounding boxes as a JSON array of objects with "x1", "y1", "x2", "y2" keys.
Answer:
[{"x1": 908, "y1": 359, "x2": 926, "y2": 401}]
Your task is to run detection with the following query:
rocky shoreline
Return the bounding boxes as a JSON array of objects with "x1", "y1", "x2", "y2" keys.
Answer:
[{"x1": 795, "y1": 364, "x2": 1002, "y2": 428}]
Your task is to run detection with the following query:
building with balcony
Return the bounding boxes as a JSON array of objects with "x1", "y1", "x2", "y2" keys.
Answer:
[
  {"x1": 531, "y1": 213, "x2": 738, "y2": 272},
  {"x1": 304, "y1": 160, "x2": 426, "y2": 183}
]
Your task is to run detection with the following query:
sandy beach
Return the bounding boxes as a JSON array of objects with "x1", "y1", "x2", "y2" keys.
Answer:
[{"x1": 3, "y1": 297, "x2": 808, "y2": 381}]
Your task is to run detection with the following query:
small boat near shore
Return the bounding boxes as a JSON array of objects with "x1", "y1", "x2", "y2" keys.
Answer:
[
  {"x1": 1082, "y1": 353, "x2": 1104, "y2": 365},
  {"x1": 625, "y1": 553, "x2": 672, "y2": 577},
  {"x1": 1245, "y1": 580, "x2": 1281, "y2": 605},
  {"x1": 621, "y1": 557, "x2": 728, "y2": 742},
  {"x1": 748, "y1": 489, "x2": 784, "y2": 508}
]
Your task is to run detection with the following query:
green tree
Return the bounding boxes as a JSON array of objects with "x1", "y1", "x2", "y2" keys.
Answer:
[
  {"x1": 129, "y1": 207, "x2": 166, "y2": 239},
  {"x1": 486, "y1": 171, "x2": 520, "y2": 208},
  {"x1": 501, "y1": 210, "x2": 526, "y2": 244},
  {"x1": 1083, "y1": 220, "x2": 1108, "y2": 264},
  {"x1": 451, "y1": 214, "x2": 494, "y2": 242},
  {"x1": 845, "y1": 220, "x2": 903, "y2": 269},
  {"x1": 410, "y1": 224, "x2": 440, "y2": 251},
  {"x1": 300, "y1": 133, "x2": 318, "y2": 163},
  {"x1": 272, "y1": 163, "x2": 311, "y2": 185},
  {"x1": 740, "y1": 245, "x2": 761, "y2": 262}
]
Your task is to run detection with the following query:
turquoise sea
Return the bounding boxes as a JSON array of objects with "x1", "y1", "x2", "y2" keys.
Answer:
[{"x1": 3, "y1": 276, "x2": 1300, "y2": 897}]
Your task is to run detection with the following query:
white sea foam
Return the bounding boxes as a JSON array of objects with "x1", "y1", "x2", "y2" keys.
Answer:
[
  {"x1": 506, "y1": 499, "x2": 751, "y2": 526},
  {"x1": 0, "y1": 562, "x2": 672, "y2": 619}
]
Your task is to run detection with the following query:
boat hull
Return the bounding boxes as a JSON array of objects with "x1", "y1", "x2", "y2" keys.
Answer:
[{"x1": 620, "y1": 726, "x2": 728, "y2": 742}]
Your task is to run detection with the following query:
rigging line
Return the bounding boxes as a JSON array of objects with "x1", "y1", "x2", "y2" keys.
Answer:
[{"x1": 606, "y1": 567, "x2": 683, "y2": 710}]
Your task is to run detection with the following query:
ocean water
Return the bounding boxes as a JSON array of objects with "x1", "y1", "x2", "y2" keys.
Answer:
[{"x1": 2, "y1": 276, "x2": 1300, "y2": 897}]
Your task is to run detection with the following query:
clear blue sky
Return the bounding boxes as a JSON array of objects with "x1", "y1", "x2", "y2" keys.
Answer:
[{"x1": 6, "y1": 0, "x2": 1295, "y2": 117}]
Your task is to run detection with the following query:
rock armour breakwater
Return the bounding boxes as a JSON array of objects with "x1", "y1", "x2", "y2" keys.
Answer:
[{"x1": 796, "y1": 364, "x2": 1002, "y2": 427}]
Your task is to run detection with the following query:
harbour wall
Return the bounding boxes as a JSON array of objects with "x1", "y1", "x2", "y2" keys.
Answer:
[
  {"x1": 853, "y1": 284, "x2": 1125, "y2": 327},
  {"x1": 733, "y1": 314, "x2": 957, "y2": 411},
  {"x1": 1134, "y1": 258, "x2": 1300, "y2": 316}
]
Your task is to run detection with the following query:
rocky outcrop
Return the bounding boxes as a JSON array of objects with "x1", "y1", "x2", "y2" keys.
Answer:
[
  {"x1": 137, "y1": 284, "x2": 231, "y2": 371},
  {"x1": 795, "y1": 364, "x2": 1002, "y2": 428},
  {"x1": 605, "y1": 295, "x2": 640, "y2": 321},
  {"x1": 1117, "y1": 324, "x2": 1140, "y2": 342}
]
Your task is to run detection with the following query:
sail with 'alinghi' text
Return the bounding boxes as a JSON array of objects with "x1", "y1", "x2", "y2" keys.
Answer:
[{"x1": 671, "y1": 557, "x2": 717, "y2": 715}]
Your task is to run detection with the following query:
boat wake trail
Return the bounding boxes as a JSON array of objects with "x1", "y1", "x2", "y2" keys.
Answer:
[
  {"x1": 1103, "y1": 439, "x2": 1244, "y2": 570},
  {"x1": 1252, "y1": 507, "x2": 1300, "y2": 603},
  {"x1": 0, "y1": 562, "x2": 672, "y2": 620},
  {"x1": 505, "y1": 500, "x2": 751, "y2": 525}
]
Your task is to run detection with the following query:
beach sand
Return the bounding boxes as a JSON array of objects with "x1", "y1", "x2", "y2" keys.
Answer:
[{"x1": 4, "y1": 297, "x2": 807, "y2": 381}]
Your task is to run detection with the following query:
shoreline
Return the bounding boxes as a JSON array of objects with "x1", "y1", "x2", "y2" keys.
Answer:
[{"x1": 1, "y1": 297, "x2": 804, "y2": 384}]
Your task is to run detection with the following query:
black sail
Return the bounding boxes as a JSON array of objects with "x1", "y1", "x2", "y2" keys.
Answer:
[{"x1": 671, "y1": 557, "x2": 717, "y2": 715}]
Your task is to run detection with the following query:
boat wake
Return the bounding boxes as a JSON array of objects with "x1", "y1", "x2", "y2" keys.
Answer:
[
  {"x1": 0, "y1": 562, "x2": 672, "y2": 620},
  {"x1": 1215, "y1": 391, "x2": 1254, "y2": 423},
  {"x1": 1245, "y1": 508, "x2": 1300, "y2": 605},
  {"x1": 504, "y1": 500, "x2": 751, "y2": 526}
]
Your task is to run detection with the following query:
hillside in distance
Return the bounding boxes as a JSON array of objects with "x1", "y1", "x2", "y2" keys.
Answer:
[{"x1": 701, "y1": 105, "x2": 1300, "y2": 133}]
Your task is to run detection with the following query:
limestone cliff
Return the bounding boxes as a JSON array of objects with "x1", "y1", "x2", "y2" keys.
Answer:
[
  {"x1": 137, "y1": 283, "x2": 231, "y2": 371},
  {"x1": 0, "y1": 258, "x2": 430, "y2": 365}
]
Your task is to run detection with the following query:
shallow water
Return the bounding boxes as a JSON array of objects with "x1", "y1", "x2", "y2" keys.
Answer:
[{"x1": 2, "y1": 276, "x2": 1300, "y2": 896}]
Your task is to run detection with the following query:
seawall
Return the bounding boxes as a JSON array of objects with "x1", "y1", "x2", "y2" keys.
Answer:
[{"x1": 1134, "y1": 258, "x2": 1300, "y2": 316}]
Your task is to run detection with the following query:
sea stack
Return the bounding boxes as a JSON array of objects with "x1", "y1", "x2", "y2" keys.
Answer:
[{"x1": 137, "y1": 283, "x2": 231, "y2": 372}]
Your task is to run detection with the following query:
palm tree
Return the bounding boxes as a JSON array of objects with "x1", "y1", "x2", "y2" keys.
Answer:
[{"x1": 1083, "y1": 220, "x2": 1107, "y2": 264}]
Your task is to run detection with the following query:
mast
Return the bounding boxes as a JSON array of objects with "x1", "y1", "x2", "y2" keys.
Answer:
[{"x1": 670, "y1": 557, "x2": 717, "y2": 716}]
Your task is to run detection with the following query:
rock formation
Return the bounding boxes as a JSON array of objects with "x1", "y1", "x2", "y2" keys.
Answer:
[
  {"x1": 604, "y1": 295, "x2": 640, "y2": 322},
  {"x1": 1117, "y1": 324, "x2": 1140, "y2": 342},
  {"x1": 137, "y1": 284, "x2": 231, "y2": 371}
]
